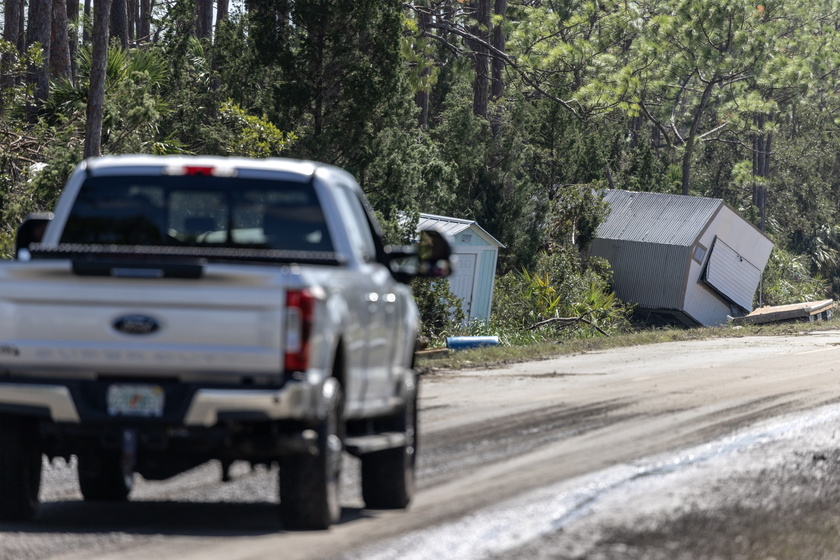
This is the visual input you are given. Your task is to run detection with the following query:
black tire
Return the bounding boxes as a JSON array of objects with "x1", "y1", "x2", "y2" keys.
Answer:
[
  {"x1": 280, "y1": 383, "x2": 343, "y2": 530},
  {"x1": 78, "y1": 451, "x2": 133, "y2": 502},
  {"x1": 361, "y1": 385, "x2": 417, "y2": 510},
  {"x1": 0, "y1": 416, "x2": 42, "y2": 521}
]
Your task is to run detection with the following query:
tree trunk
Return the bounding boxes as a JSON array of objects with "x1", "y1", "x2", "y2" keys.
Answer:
[
  {"x1": 217, "y1": 0, "x2": 230, "y2": 26},
  {"x1": 2, "y1": 0, "x2": 23, "y2": 91},
  {"x1": 195, "y1": 0, "x2": 213, "y2": 38},
  {"x1": 415, "y1": 89, "x2": 429, "y2": 130},
  {"x1": 3, "y1": 0, "x2": 23, "y2": 52},
  {"x1": 83, "y1": 0, "x2": 92, "y2": 43},
  {"x1": 470, "y1": 0, "x2": 490, "y2": 118},
  {"x1": 17, "y1": 1, "x2": 26, "y2": 51},
  {"x1": 50, "y1": 0, "x2": 72, "y2": 82},
  {"x1": 138, "y1": 0, "x2": 152, "y2": 42},
  {"x1": 27, "y1": 0, "x2": 41, "y2": 46},
  {"x1": 679, "y1": 146, "x2": 692, "y2": 196},
  {"x1": 126, "y1": 0, "x2": 138, "y2": 44},
  {"x1": 623, "y1": 115, "x2": 641, "y2": 149},
  {"x1": 490, "y1": 0, "x2": 506, "y2": 101},
  {"x1": 28, "y1": 0, "x2": 54, "y2": 104},
  {"x1": 86, "y1": 0, "x2": 113, "y2": 158},
  {"x1": 67, "y1": 0, "x2": 79, "y2": 84},
  {"x1": 279, "y1": 2, "x2": 290, "y2": 45},
  {"x1": 752, "y1": 114, "x2": 771, "y2": 232},
  {"x1": 311, "y1": 9, "x2": 327, "y2": 139},
  {"x1": 110, "y1": 0, "x2": 128, "y2": 49},
  {"x1": 680, "y1": 80, "x2": 716, "y2": 196},
  {"x1": 415, "y1": 3, "x2": 431, "y2": 128}
]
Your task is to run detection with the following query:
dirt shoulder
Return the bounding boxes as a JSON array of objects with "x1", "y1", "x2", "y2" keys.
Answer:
[{"x1": 417, "y1": 320, "x2": 840, "y2": 373}]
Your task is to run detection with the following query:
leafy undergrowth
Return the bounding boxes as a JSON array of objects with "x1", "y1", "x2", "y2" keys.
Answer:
[{"x1": 417, "y1": 316, "x2": 840, "y2": 373}]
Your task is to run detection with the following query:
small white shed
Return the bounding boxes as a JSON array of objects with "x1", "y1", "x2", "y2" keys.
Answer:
[
  {"x1": 418, "y1": 213, "x2": 504, "y2": 321},
  {"x1": 590, "y1": 190, "x2": 774, "y2": 326}
]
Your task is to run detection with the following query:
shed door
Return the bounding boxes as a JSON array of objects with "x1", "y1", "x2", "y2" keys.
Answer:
[
  {"x1": 449, "y1": 253, "x2": 477, "y2": 317},
  {"x1": 702, "y1": 237, "x2": 761, "y2": 311}
]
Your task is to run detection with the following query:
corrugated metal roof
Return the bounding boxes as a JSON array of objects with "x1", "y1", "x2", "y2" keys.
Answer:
[
  {"x1": 418, "y1": 213, "x2": 505, "y2": 248},
  {"x1": 597, "y1": 190, "x2": 723, "y2": 246}
]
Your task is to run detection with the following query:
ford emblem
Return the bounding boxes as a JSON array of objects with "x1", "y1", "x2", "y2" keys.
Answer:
[{"x1": 113, "y1": 315, "x2": 161, "y2": 335}]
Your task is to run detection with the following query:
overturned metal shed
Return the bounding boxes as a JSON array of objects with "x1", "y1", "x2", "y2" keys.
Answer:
[{"x1": 590, "y1": 190, "x2": 774, "y2": 326}]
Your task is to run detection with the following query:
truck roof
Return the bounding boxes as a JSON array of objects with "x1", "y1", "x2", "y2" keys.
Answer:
[{"x1": 82, "y1": 155, "x2": 326, "y2": 181}]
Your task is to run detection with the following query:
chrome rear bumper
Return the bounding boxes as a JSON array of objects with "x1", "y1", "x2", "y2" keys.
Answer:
[{"x1": 0, "y1": 381, "x2": 320, "y2": 426}]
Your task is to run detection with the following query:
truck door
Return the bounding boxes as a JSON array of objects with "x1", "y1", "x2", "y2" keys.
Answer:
[{"x1": 332, "y1": 185, "x2": 396, "y2": 410}]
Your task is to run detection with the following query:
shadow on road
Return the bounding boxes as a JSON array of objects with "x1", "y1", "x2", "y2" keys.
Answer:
[{"x1": 0, "y1": 501, "x2": 367, "y2": 536}]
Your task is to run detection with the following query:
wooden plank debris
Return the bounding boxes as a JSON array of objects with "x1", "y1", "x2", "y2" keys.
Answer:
[{"x1": 730, "y1": 299, "x2": 834, "y2": 325}]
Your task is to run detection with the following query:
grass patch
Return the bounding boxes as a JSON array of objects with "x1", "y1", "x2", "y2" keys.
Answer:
[{"x1": 417, "y1": 316, "x2": 840, "y2": 372}]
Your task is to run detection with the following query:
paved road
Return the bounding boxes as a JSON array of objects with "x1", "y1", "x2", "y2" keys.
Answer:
[{"x1": 6, "y1": 331, "x2": 840, "y2": 560}]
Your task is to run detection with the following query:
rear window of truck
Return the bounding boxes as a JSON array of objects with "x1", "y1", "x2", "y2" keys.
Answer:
[{"x1": 60, "y1": 176, "x2": 334, "y2": 252}]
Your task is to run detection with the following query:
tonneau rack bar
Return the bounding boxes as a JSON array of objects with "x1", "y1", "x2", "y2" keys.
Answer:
[{"x1": 27, "y1": 243, "x2": 346, "y2": 267}]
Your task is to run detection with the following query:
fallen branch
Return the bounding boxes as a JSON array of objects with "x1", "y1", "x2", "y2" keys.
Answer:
[{"x1": 527, "y1": 315, "x2": 608, "y2": 337}]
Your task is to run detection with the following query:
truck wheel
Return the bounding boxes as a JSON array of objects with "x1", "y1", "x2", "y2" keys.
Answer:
[
  {"x1": 280, "y1": 384, "x2": 343, "y2": 529},
  {"x1": 78, "y1": 451, "x2": 133, "y2": 502},
  {"x1": 0, "y1": 416, "x2": 42, "y2": 521},
  {"x1": 361, "y1": 387, "x2": 417, "y2": 509}
]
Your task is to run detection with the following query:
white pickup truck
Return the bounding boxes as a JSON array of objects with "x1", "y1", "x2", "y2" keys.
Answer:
[{"x1": 0, "y1": 155, "x2": 451, "y2": 529}]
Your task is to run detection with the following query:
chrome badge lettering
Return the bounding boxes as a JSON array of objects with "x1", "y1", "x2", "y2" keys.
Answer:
[
  {"x1": 0, "y1": 344, "x2": 20, "y2": 356},
  {"x1": 113, "y1": 315, "x2": 161, "y2": 335}
]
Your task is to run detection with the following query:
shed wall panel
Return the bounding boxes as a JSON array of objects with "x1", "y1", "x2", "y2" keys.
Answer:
[
  {"x1": 704, "y1": 237, "x2": 762, "y2": 311},
  {"x1": 706, "y1": 207, "x2": 774, "y2": 270},
  {"x1": 591, "y1": 239, "x2": 689, "y2": 309},
  {"x1": 682, "y1": 207, "x2": 774, "y2": 324},
  {"x1": 683, "y1": 277, "x2": 737, "y2": 326},
  {"x1": 470, "y1": 249, "x2": 497, "y2": 320},
  {"x1": 455, "y1": 231, "x2": 491, "y2": 247},
  {"x1": 449, "y1": 253, "x2": 477, "y2": 317}
]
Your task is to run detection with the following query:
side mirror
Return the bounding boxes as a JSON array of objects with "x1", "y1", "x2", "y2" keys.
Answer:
[
  {"x1": 15, "y1": 212, "x2": 53, "y2": 260},
  {"x1": 416, "y1": 229, "x2": 452, "y2": 277},
  {"x1": 385, "y1": 229, "x2": 453, "y2": 283}
]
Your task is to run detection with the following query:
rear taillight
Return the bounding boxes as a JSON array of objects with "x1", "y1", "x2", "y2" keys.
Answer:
[
  {"x1": 285, "y1": 289, "x2": 314, "y2": 372},
  {"x1": 162, "y1": 165, "x2": 237, "y2": 177},
  {"x1": 183, "y1": 166, "x2": 215, "y2": 176}
]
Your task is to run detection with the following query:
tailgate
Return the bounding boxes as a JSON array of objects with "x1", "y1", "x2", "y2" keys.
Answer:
[{"x1": 0, "y1": 261, "x2": 288, "y2": 378}]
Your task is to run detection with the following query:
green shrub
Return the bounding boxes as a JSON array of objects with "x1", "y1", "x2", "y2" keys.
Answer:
[
  {"x1": 491, "y1": 249, "x2": 633, "y2": 341},
  {"x1": 412, "y1": 277, "x2": 465, "y2": 343},
  {"x1": 759, "y1": 247, "x2": 829, "y2": 306}
]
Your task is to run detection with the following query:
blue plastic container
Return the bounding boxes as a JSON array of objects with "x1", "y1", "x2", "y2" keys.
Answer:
[{"x1": 445, "y1": 336, "x2": 500, "y2": 351}]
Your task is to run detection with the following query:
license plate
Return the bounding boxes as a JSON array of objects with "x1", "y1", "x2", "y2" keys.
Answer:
[{"x1": 107, "y1": 384, "x2": 165, "y2": 417}]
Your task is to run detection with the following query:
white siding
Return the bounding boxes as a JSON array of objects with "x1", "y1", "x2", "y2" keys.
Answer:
[
  {"x1": 683, "y1": 206, "x2": 774, "y2": 325},
  {"x1": 449, "y1": 253, "x2": 477, "y2": 317},
  {"x1": 704, "y1": 237, "x2": 762, "y2": 311}
]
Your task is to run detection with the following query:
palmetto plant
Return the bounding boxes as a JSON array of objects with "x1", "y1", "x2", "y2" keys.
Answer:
[
  {"x1": 49, "y1": 46, "x2": 167, "y2": 115},
  {"x1": 47, "y1": 45, "x2": 179, "y2": 154},
  {"x1": 570, "y1": 281, "x2": 632, "y2": 336},
  {"x1": 493, "y1": 258, "x2": 632, "y2": 340},
  {"x1": 520, "y1": 268, "x2": 563, "y2": 322}
]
